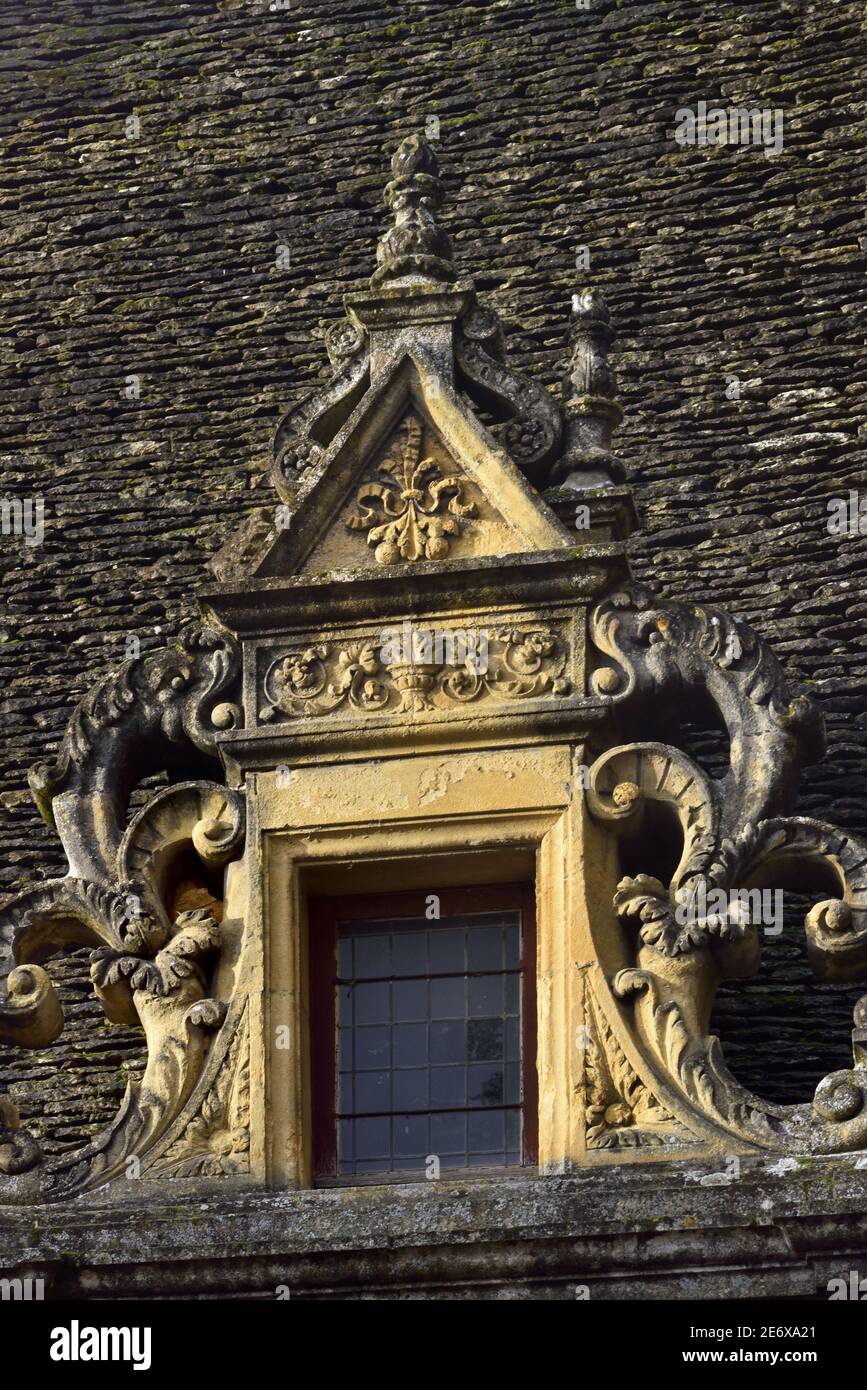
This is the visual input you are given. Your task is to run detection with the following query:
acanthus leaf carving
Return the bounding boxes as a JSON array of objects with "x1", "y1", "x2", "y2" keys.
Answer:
[
  {"x1": 148, "y1": 1000, "x2": 250, "y2": 1179},
  {"x1": 582, "y1": 980, "x2": 690, "y2": 1151},
  {"x1": 0, "y1": 622, "x2": 246, "y2": 1202}
]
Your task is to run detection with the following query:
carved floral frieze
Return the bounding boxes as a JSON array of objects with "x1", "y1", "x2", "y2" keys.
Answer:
[{"x1": 258, "y1": 624, "x2": 571, "y2": 721}]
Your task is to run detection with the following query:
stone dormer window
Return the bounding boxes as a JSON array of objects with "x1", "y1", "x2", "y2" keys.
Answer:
[{"x1": 1, "y1": 134, "x2": 866, "y2": 1215}]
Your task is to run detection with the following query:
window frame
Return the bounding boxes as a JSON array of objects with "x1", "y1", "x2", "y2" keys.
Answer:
[{"x1": 309, "y1": 882, "x2": 538, "y2": 1185}]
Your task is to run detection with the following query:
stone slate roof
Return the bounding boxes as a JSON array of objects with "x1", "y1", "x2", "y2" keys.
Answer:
[{"x1": 1, "y1": 0, "x2": 864, "y2": 1151}]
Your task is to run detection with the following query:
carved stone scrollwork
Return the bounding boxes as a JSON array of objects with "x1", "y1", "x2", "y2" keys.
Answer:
[
  {"x1": 0, "y1": 964, "x2": 63, "y2": 1175},
  {"x1": 0, "y1": 962, "x2": 63, "y2": 1051},
  {"x1": 587, "y1": 585, "x2": 867, "y2": 1154},
  {"x1": 446, "y1": 627, "x2": 571, "y2": 702},
  {"x1": 0, "y1": 1094, "x2": 42, "y2": 1177},
  {"x1": 736, "y1": 817, "x2": 867, "y2": 983},
  {"x1": 271, "y1": 345, "x2": 368, "y2": 500},
  {"x1": 590, "y1": 583, "x2": 824, "y2": 831},
  {"x1": 27, "y1": 620, "x2": 242, "y2": 886},
  {"x1": 262, "y1": 642, "x2": 389, "y2": 718},
  {"x1": 0, "y1": 615, "x2": 246, "y2": 1203},
  {"x1": 455, "y1": 310, "x2": 563, "y2": 485},
  {"x1": 121, "y1": 781, "x2": 246, "y2": 885},
  {"x1": 259, "y1": 625, "x2": 571, "y2": 721},
  {"x1": 45, "y1": 910, "x2": 227, "y2": 1198},
  {"x1": 0, "y1": 889, "x2": 227, "y2": 1196},
  {"x1": 146, "y1": 1000, "x2": 250, "y2": 1179},
  {"x1": 0, "y1": 776, "x2": 243, "y2": 1200},
  {"x1": 582, "y1": 978, "x2": 691, "y2": 1151}
]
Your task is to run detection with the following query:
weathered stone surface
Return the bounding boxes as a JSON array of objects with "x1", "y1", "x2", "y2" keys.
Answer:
[{"x1": 3, "y1": 1157, "x2": 867, "y2": 1299}]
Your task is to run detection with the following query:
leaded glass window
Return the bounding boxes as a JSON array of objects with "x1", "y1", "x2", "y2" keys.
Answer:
[{"x1": 310, "y1": 886, "x2": 537, "y2": 1182}]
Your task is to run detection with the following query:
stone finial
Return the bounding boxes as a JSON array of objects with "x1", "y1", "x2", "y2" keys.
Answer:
[
  {"x1": 564, "y1": 289, "x2": 622, "y2": 435},
  {"x1": 552, "y1": 287, "x2": 625, "y2": 487},
  {"x1": 370, "y1": 133, "x2": 456, "y2": 289}
]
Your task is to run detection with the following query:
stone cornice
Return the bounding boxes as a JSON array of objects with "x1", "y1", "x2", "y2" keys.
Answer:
[{"x1": 200, "y1": 547, "x2": 626, "y2": 639}]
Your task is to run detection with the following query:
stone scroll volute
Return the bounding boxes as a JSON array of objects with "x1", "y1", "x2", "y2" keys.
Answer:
[
  {"x1": 580, "y1": 586, "x2": 867, "y2": 1156},
  {"x1": 0, "y1": 623, "x2": 247, "y2": 1202}
]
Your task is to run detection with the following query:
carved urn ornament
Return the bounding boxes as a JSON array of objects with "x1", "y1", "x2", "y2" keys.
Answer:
[{"x1": 2, "y1": 133, "x2": 866, "y2": 1203}]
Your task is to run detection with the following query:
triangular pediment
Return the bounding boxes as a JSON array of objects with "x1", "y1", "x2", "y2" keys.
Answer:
[
  {"x1": 254, "y1": 355, "x2": 573, "y2": 579},
  {"x1": 206, "y1": 129, "x2": 635, "y2": 589}
]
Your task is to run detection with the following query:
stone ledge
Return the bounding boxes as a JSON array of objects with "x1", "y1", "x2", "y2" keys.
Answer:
[{"x1": 3, "y1": 1155, "x2": 867, "y2": 1299}]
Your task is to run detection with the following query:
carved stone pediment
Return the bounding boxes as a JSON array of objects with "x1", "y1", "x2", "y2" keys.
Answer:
[
  {"x1": 297, "y1": 406, "x2": 560, "y2": 574},
  {"x1": 1, "y1": 133, "x2": 866, "y2": 1213},
  {"x1": 232, "y1": 320, "x2": 577, "y2": 581}
]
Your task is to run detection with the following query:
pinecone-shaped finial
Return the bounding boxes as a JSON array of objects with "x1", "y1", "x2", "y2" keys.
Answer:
[{"x1": 370, "y1": 133, "x2": 455, "y2": 289}]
